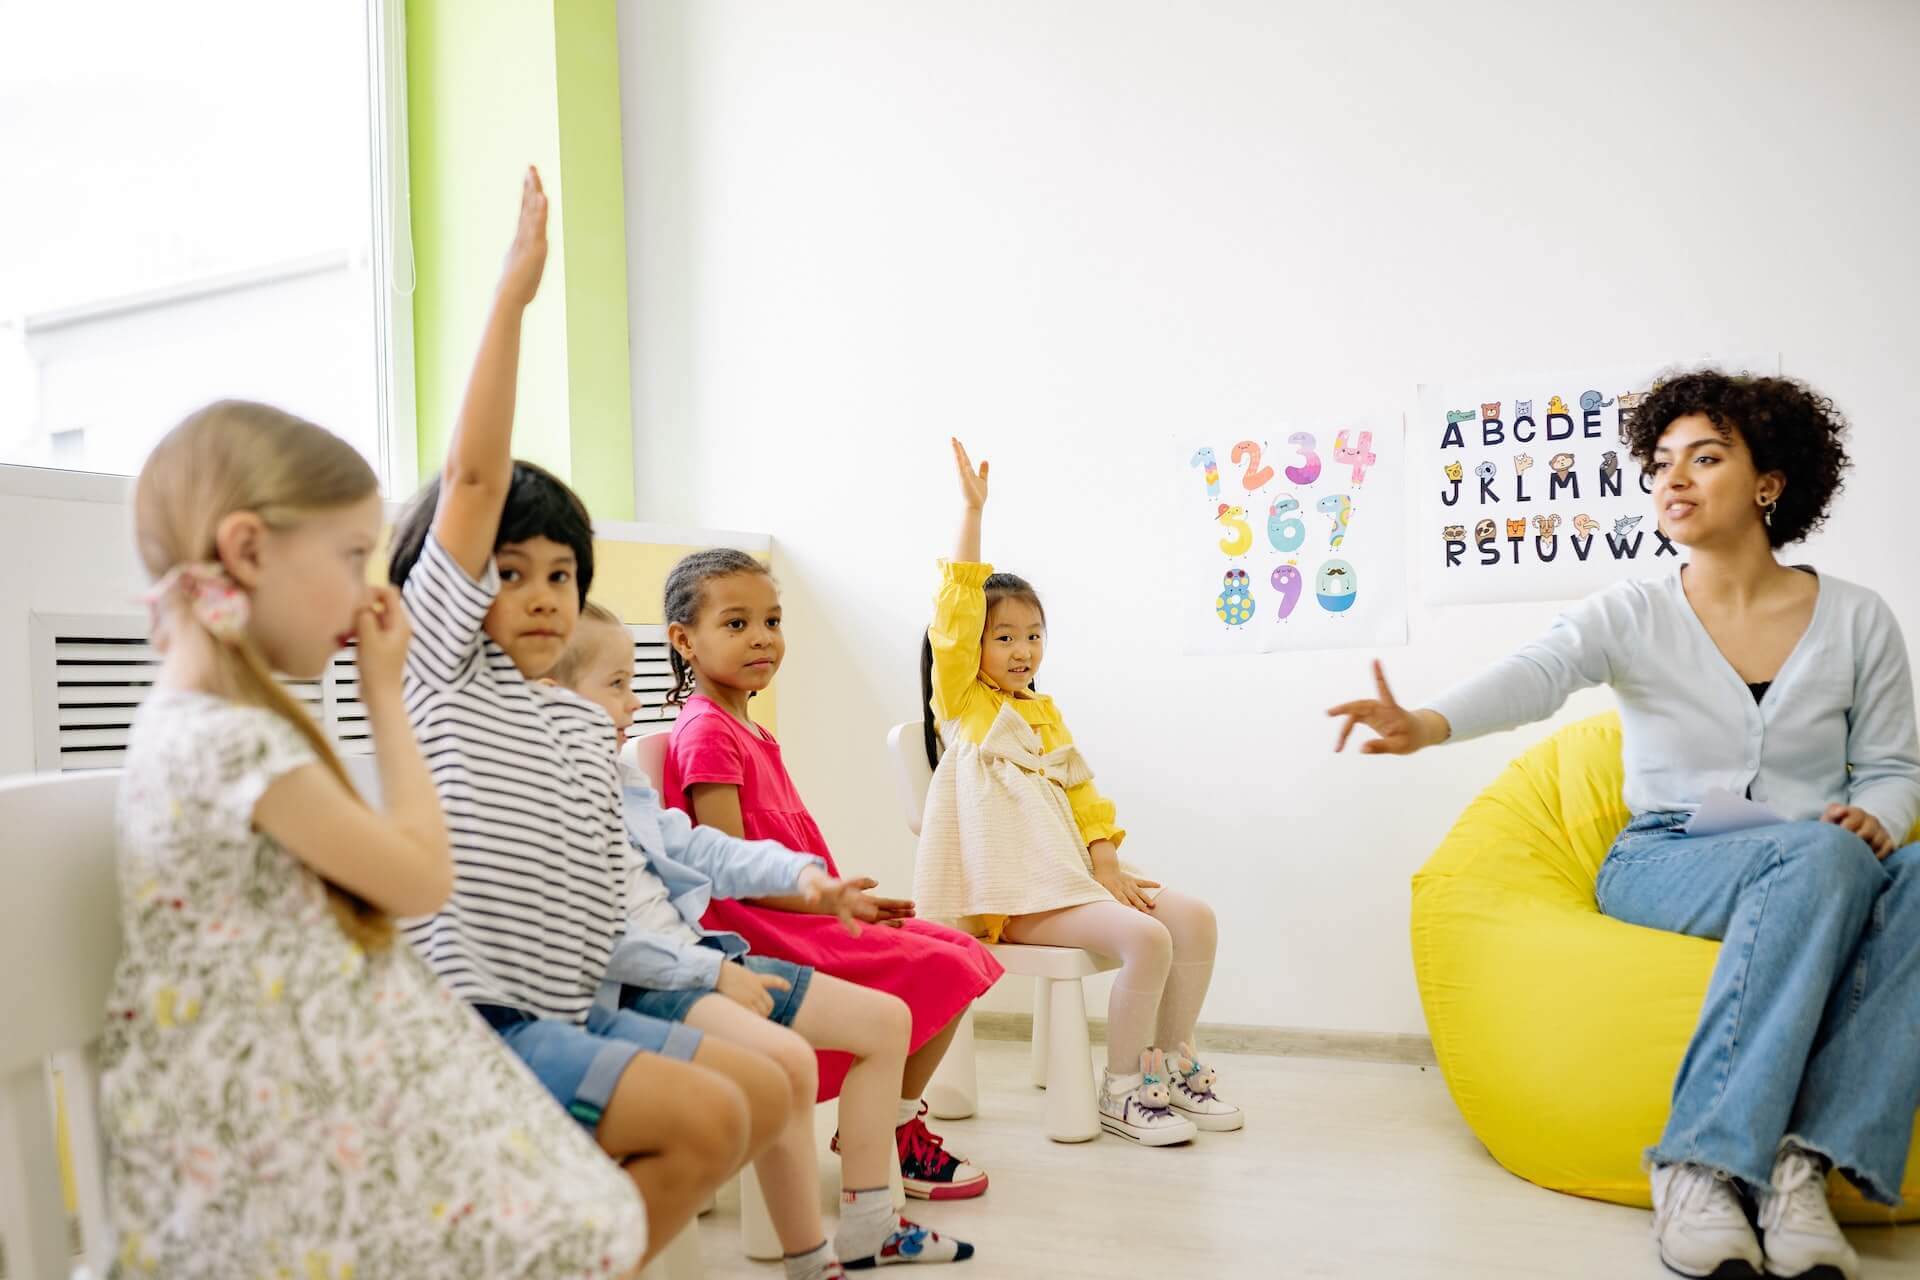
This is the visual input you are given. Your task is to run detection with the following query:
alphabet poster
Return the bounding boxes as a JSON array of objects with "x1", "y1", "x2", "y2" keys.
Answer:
[
  {"x1": 1418, "y1": 366, "x2": 1680, "y2": 605},
  {"x1": 1179, "y1": 417, "x2": 1407, "y2": 654}
]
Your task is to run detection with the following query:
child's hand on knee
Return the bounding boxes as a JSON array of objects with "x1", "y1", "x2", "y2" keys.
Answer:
[
  {"x1": 1094, "y1": 868, "x2": 1160, "y2": 913},
  {"x1": 717, "y1": 961, "x2": 789, "y2": 1018}
]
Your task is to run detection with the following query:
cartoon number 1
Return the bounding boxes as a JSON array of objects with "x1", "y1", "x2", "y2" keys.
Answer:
[
  {"x1": 1190, "y1": 447, "x2": 1220, "y2": 500},
  {"x1": 1284, "y1": 432, "x2": 1321, "y2": 485},
  {"x1": 1332, "y1": 430, "x2": 1376, "y2": 486}
]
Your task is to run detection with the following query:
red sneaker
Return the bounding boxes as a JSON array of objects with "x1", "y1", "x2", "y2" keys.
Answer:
[
  {"x1": 894, "y1": 1103, "x2": 988, "y2": 1201},
  {"x1": 831, "y1": 1104, "x2": 989, "y2": 1201}
]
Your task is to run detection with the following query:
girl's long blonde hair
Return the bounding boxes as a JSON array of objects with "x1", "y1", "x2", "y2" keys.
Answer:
[{"x1": 134, "y1": 400, "x2": 393, "y2": 951}]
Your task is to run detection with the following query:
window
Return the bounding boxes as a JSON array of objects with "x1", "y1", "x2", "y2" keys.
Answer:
[{"x1": 0, "y1": 0, "x2": 414, "y2": 492}]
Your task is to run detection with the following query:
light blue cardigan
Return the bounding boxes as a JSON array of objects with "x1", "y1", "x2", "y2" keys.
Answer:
[
  {"x1": 598, "y1": 768, "x2": 823, "y2": 1005},
  {"x1": 1428, "y1": 569, "x2": 1920, "y2": 840}
]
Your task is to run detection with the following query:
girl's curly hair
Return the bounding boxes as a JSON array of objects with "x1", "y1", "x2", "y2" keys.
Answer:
[{"x1": 1623, "y1": 370, "x2": 1849, "y2": 548}]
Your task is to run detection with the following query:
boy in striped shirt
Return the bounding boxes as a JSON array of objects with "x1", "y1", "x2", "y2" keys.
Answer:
[{"x1": 387, "y1": 168, "x2": 805, "y2": 1269}]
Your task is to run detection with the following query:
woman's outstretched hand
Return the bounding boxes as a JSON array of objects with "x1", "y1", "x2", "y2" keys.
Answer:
[{"x1": 1328, "y1": 660, "x2": 1447, "y2": 755}]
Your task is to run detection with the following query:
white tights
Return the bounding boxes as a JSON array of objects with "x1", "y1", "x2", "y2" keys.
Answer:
[{"x1": 1001, "y1": 888, "x2": 1218, "y2": 1074}]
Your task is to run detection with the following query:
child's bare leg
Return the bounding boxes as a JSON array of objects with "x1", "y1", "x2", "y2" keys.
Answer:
[
  {"x1": 685, "y1": 994, "x2": 829, "y2": 1255},
  {"x1": 691, "y1": 1033, "x2": 795, "y2": 1165},
  {"x1": 788, "y1": 978, "x2": 975, "y2": 1266},
  {"x1": 900, "y1": 1005, "x2": 966, "y2": 1099},
  {"x1": 596, "y1": 1054, "x2": 751, "y2": 1264},
  {"x1": 786, "y1": 974, "x2": 910, "y2": 1191}
]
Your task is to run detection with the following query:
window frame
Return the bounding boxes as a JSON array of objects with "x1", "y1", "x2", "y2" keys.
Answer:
[{"x1": 0, "y1": 0, "x2": 417, "y2": 501}]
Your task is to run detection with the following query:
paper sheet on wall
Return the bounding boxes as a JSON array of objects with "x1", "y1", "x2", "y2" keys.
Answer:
[
  {"x1": 1177, "y1": 415, "x2": 1407, "y2": 654},
  {"x1": 1416, "y1": 358, "x2": 1776, "y2": 605}
]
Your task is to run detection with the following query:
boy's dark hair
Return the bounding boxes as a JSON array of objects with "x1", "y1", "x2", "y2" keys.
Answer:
[
  {"x1": 920, "y1": 572, "x2": 1046, "y2": 769},
  {"x1": 387, "y1": 461, "x2": 596, "y2": 602},
  {"x1": 1623, "y1": 370, "x2": 1850, "y2": 549},
  {"x1": 662, "y1": 548, "x2": 774, "y2": 708}
]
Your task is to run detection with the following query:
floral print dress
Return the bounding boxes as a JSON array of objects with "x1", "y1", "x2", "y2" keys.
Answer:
[{"x1": 100, "y1": 691, "x2": 646, "y2": 1278}]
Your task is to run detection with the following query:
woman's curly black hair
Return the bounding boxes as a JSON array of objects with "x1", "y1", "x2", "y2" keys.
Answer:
[{"x1": 1623, "y1": 370, "x2": 1850, "y2": 549}]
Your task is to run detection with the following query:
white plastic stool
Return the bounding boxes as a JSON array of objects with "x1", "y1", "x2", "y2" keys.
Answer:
[{"x1": 926, "y1": 942, "x2": 1118, "y2": 1142}]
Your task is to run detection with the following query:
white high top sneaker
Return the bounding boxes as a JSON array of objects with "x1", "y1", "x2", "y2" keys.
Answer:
[
  {"x1": 1098, "y1": 1049, "x2": 1197, "y2": 1147},
  {"x1": 1650, "y1": 1162, "x2": 1764, "y2": 1279},
  {"x1": 1756, "y1": 1145, "x2": 1858, "y2": 1280},
  {"x1": 1166, "y1": 1042, "x2": 1243, "y2": 1132}
]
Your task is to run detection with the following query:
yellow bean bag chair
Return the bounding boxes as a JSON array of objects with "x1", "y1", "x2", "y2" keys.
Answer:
[{"x1": 1411, "y1": 713, "x2": 1920, "y2": 1222}]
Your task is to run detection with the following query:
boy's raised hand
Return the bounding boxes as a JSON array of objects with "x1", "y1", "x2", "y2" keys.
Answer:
[
  {"x1": 498, "y1": 166, "x2": 549, "y2": 308},
  {"x1": 952, "y1": 438, "x2": 989, "y2": 510},
  {"x1": 434, "y1": 165, "x2": 549, "y2": 581}
]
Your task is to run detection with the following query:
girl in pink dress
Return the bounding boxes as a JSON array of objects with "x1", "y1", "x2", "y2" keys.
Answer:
[{"x1": 660, "y1": 549, "x2": 1003, "y2": 1201}]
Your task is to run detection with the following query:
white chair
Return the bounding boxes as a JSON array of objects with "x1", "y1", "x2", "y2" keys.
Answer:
[
  {"x1": 886, "y1": 722, "x2": 1118, "y2": 1144},
  {"x1": 624, "y1": 731, "x2": 669, "y2": 791},
  {"x1": 0, "y1": 764, "x2": 701, "y2": 1280},
  {"x1": 1, "y1": 770, "x2": 121, "y2": 1280}
]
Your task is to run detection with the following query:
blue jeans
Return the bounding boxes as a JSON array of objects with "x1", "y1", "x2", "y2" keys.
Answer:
[
  {"x1": 1597, "y1": 814, "x2": 1920, "y2": 1203},
  {"x1": 620, "y1": 955, "x2": 814, "y2": 1027},
  {"x1": 478, "y1": 1002, "x2": 704, "y2": 1134}
]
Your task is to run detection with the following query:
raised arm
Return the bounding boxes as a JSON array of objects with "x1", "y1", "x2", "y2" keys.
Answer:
[
  {"x1": 432, "y1": 167, "x2": 550, "y2": 580},
  {"x1": 952, "y1": 437, "x2": 987, "y2": 562},
  {"x1": 928, "y1": 439, "x2": 995, "y2": 720}
]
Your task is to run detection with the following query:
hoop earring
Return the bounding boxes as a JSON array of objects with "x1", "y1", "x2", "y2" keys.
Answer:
[{"x1": 1759, "y1": 496, "x2": 1776, "y2": 526}]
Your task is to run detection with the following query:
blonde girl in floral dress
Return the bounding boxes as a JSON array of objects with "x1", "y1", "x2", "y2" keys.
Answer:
[{"x1": 101, "y1": 402, "x2": 649, "y2": 1277}]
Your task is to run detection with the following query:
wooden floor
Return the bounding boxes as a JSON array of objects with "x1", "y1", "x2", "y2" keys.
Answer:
[{"x1": 691, "y1": 1040, "x2": 1920, "y2": 1279}]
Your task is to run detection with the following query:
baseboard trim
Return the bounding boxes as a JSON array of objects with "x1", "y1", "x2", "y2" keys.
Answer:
[{"x1": 971, "y1": 1011, "x2": 1437, "y2": 1068}]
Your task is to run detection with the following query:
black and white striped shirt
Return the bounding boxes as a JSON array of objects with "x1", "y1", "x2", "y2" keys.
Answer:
[{"x1": 400, "y1": 533, "x2": 627, "y2": 1024}]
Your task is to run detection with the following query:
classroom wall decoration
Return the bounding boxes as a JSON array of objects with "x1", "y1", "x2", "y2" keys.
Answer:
[
  {"x1": 1179, "y1": 416, "x2": 1406, "y2": 654},
  {"x1": 1417, "y1": 366, "x2": 1679, "y2": 605}
]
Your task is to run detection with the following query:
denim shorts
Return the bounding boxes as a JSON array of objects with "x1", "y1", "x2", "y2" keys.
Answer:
[
  {"x1": 477, "y1": 1001, "x2": 704, "y2": 1134},
  {"x1": 622, "y1": 954, "x2": 814, "y2": 1027}
]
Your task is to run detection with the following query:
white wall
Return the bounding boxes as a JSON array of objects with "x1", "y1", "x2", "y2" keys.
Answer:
[
  {"x1": 618, "y1": 0, "x2": 1920, "y2": 1036},
  {"x1": 0, "y1": 482, "x2": 147, "y2": 775}
]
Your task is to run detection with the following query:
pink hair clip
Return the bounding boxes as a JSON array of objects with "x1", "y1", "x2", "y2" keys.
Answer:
[{"x1": 143, "y1": 562, "x2": 251, "y2": 641}]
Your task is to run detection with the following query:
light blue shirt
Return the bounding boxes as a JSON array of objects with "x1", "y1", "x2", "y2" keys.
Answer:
[
  {"x1": 598, "y1": 768, "x2": 824, "y2": 1001},
  {"x1": 1428, "y1": 569, "x2": 1920, "y2": 840}
]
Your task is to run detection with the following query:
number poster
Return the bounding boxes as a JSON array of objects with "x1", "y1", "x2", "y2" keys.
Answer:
[{"x1": 1179, "y1": 416, "x2": 1407, "y2": 654}]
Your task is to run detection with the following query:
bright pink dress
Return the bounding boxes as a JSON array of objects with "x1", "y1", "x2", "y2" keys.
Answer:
[{"x1": 664, "y1": 695, "x2": 1003, "y2": 1100}]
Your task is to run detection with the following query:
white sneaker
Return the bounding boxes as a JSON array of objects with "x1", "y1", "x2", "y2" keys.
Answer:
[
  {"x1": 1166, "y1": 1042, "x2": 1243, "y2": 1132},
  {"x1": 1650, "y1": 1162, "x2": 1764, "y2": 1279},
  {"x1": 1099, "y1": 1052, "x2": 1196, "y2": 1147},
  {"x1": 1757, "y1": 1145, "x2": 1859, "y2": 1280}
]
